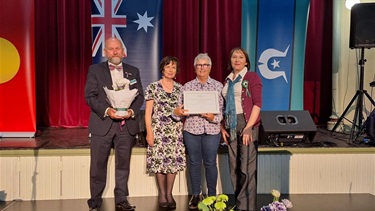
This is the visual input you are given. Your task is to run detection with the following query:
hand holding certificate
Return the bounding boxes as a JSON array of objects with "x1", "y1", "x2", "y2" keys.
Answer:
[{"x1": 183, "y1": 91, "x2": 220, "y2": 114}]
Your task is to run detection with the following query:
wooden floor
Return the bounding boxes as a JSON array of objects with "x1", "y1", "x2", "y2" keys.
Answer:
[
  {"x1": 1, "y1": 126, "x2": 375, "y2": 150},
  {"x1": 1, "y1": 194, "x2": 375, "y2": 211}
]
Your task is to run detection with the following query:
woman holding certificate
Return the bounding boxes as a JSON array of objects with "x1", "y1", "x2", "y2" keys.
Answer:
[
  {"x1": 221, "y1": 47, "x2": 262, "y2": 211},
  {"x1": 174, "y1": 53, "x2": 224, "y2": 210},
  {"x1": 144, "y1": 56, "x2": 186, "y2": 210}
]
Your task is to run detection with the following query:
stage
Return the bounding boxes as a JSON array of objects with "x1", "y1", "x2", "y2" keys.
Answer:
[
  {"x1": 1, "y1": 194, "x2": 374, "y2": 211},
  {"x1": 0, "y1": 127, "x2": 374, "y2": 211},
  {"x1": 1, "y1": 126, "x2": 374, "y2": 150}
]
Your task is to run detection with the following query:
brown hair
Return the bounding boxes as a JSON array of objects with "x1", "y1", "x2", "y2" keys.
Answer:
[
  {"x1": 159, "y1": 56, "x2": 180, "y2": 74},
  {"x1": 228, "y1": 47, "x2": 251, "y2": 71}
]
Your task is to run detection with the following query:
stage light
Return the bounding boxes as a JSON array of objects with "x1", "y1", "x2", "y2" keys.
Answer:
[{"x1": 346, "y1": 0, "x2": 360, "y2": 10}]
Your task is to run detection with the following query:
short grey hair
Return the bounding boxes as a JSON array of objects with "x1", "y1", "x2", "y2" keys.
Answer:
[{"x1": 194, "y1": 53, "x2": 212, "y2": 66}]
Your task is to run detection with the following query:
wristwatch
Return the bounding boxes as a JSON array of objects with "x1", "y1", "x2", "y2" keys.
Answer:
[{"x1": 129, "y1": 109, "x2": 135, "y2": 119}]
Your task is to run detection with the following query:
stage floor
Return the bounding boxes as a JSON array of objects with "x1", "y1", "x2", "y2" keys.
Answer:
[
  {"x1": 0, "y1": 126, "x2": 374, "y2": 150},
  {"x1": 1, "y1": 194, "x2": 374, "y2": 211},
  {"x1": 1, "y1": 128, "x2": 374, "y2": 210}
]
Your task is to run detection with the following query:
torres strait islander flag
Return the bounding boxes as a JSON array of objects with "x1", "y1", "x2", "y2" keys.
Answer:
[
  {"x1": 0, "y1": 0, "x2": 36, "y2": 137},
  {"x1": 242, "y1": 0, "x2": 310, "y2": 110},
  {"x1": 91, "y1": 0, "x2": 163, "y2": 90}
]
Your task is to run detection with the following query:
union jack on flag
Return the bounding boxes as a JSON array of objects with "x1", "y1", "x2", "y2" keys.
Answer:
[
  {"x1": 91, "y1": 0, "x2": 163, "y2": 90},
  {"x1": 91, "y1": 0, "x2": 127, "y2": 57}
]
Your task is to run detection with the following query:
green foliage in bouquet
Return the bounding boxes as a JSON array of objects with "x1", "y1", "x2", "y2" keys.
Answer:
[{"x1": 198, "y1": 194, "x2": 236, "y2": 211}]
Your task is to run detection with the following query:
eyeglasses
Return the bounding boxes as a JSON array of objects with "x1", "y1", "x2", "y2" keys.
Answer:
[{"x1": 195, "y1": 64, "x2": 211, "y2": 69}]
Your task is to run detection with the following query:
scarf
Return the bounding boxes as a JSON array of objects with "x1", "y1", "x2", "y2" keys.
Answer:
[{"x1": 225, "y1": 75, "x2": 242, "y2": 142}]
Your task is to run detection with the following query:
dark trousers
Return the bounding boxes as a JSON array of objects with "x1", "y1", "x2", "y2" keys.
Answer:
[
  {"x1": 227, "y1": 114, "x2": 258, "y2": 211},
  {"x1": 87, "y1": 122, "x2": 134, "y2": 208}
]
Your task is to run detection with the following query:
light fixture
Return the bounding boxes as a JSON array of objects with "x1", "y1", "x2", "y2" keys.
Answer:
[{"x1": 345, "y1": 0, "x2": 360, "y2": 10}]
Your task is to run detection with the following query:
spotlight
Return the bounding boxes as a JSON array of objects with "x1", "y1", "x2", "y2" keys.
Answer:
[{"x1": 346, "y1": 0, "x2": 360, "y2": 10}]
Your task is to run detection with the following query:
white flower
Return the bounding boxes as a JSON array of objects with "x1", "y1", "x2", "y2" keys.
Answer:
[
  {"x1": 113, "y1": 78, "x2": 130, "y2": 91},
  {"x1": 271, "y1": 189, "x2": 280, "y2": 198},
  {"x1": 281, "y1": 199, "x2": 293, "y2": 208}
]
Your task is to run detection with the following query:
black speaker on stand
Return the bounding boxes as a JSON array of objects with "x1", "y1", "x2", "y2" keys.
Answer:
[
  {"x1": 331, "y1": 3, "x2": 375, "y2": 143},
  {"x1": 349, "y1": 3, "x2": 375, "y2": 48}
]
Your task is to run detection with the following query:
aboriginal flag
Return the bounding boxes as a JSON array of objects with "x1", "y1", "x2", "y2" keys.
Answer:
[{"x1": 0, "y1": 0, "x2": 36, "y2": 137}]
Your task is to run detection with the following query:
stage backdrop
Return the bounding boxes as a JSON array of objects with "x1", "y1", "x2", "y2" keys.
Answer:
[
  {"x1": 0, "y1": 0, "x2": 36, "y2": 137},
  {"x1": 242, "y1": 0, "x2": 310, "y2": 110},
  {"x1": 28, "y1": 0, "x2": 331, "y2": 128}
]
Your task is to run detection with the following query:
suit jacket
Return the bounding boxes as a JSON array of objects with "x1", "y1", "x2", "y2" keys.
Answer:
[{"x1": 84, "y1": 61, "x2": 144, "y2": 136}]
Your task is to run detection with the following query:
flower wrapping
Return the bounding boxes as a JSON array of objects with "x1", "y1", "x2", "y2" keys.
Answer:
[{"x1": 104, "y1": 78, "x2": 138, "y2": 116}]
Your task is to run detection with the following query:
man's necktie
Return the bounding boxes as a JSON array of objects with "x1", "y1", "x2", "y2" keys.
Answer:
[{"x1": 109, "y1": 64, "x2": 123, "y2": 71}]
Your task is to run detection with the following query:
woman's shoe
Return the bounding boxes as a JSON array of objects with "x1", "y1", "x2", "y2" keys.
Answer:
[
  {"x1": 158, "y1": 195, "x2": 168, "y2": 208},
  {"x1": 159, "y1": 202, "x2": 168, "y2": 208},
  {"x1": 188, "y1": 195, "x2": 201, "y2": 210},
  {"x1": 167, "y1": 194, "x2": 176, "y2": 210}
]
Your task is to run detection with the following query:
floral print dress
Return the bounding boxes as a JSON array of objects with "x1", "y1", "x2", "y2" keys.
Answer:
[{"x1": 145, "y1": 81, "x2": 186, "y2": 174}]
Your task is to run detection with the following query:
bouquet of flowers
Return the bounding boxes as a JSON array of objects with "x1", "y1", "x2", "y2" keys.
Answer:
[
  {"x1": 198, "y1": 194, "x2": 235, "y2": 211},
  {"x1": 260, "y1": 190, "x2": 293, "y2": 211},
  {"x1": 103, "y1": 78, "x2": 138, "y2": 117}
]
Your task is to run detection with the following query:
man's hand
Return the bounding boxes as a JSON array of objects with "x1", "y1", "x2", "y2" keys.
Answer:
[{"x1": 107, "y1": 108, "x2": 132, "y2": 120}]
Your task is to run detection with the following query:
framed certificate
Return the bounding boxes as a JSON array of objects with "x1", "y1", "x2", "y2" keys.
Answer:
[{"x1": 183, "y1": 91, "x2": 220, "y2": 114}]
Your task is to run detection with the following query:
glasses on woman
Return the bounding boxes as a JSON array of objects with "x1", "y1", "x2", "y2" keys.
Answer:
[{"x1": 195, "y1": 64, "x2": 211, "y2": 69}]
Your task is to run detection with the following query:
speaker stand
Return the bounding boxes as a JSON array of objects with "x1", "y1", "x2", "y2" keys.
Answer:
[{"x1": 331, "y1": 48, "x2": 375, "y2": 143}]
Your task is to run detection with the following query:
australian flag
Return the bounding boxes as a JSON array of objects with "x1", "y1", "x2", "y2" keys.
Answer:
[{"x1": 91, "y1": 0, "x2": 163, "y2": 89}]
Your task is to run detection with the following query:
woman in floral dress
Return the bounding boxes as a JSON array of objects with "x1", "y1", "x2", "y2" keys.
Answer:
[{"x1": 144, "y1": 56, "x2": 186, "y2": 210}]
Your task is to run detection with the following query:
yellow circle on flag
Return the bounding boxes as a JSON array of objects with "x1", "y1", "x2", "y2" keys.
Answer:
[{"x1": 0, "y1": 37, "x2": 20, "y2": 84}]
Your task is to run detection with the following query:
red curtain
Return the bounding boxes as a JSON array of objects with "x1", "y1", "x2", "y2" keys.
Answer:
[
  {"x1": 163, "y1": 0, "x2": 242, "y2": 85},
  {"x1": 162, "y1": 0, "x2": 200, "y2": 83},
  {"x1": 35, "y1": 0, "x2": 92, "y2": 128},
  {"x1": 34, "y1": 0, "x2": 331, "y2": 128},
  {"x1": 304, "y1": 0, "x2": 333, "y2": 125}
]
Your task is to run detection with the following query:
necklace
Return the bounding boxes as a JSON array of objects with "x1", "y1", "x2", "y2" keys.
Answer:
[{"x1": 161, "y1": 79, "x2": 174, "y2": 90}]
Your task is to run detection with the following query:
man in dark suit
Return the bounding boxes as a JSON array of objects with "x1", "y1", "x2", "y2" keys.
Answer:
[{"x1": 85, "y1": 37, "x2": 144, "y2": 211}]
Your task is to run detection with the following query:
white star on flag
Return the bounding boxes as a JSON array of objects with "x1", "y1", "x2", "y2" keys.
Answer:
[
  {"x1": 271, "y1": 59, "x2": 280, "y2": 69},
  {"x1": 134, "y1": 11, "x2": 154, "y2": 32}
]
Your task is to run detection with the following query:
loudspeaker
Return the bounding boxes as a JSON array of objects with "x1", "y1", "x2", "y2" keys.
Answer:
[
  {"x1": 259, "y1": 110, "x2": 317, "y2": 146},
  {"x1": 365, "y1": 110, "x2": 375, "y2": 138},
  {"x1": 349, "y1": 3, "x2": 375, "y2": 48}
]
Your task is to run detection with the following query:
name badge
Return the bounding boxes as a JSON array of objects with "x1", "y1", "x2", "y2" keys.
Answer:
[{"x1": 130, "y1": 79, "x2": 137, "y2": 85}]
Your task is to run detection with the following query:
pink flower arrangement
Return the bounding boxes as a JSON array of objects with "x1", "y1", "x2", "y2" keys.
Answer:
[{"x1": 260, "y1": 190, "x2": 293, "y2": 211}]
